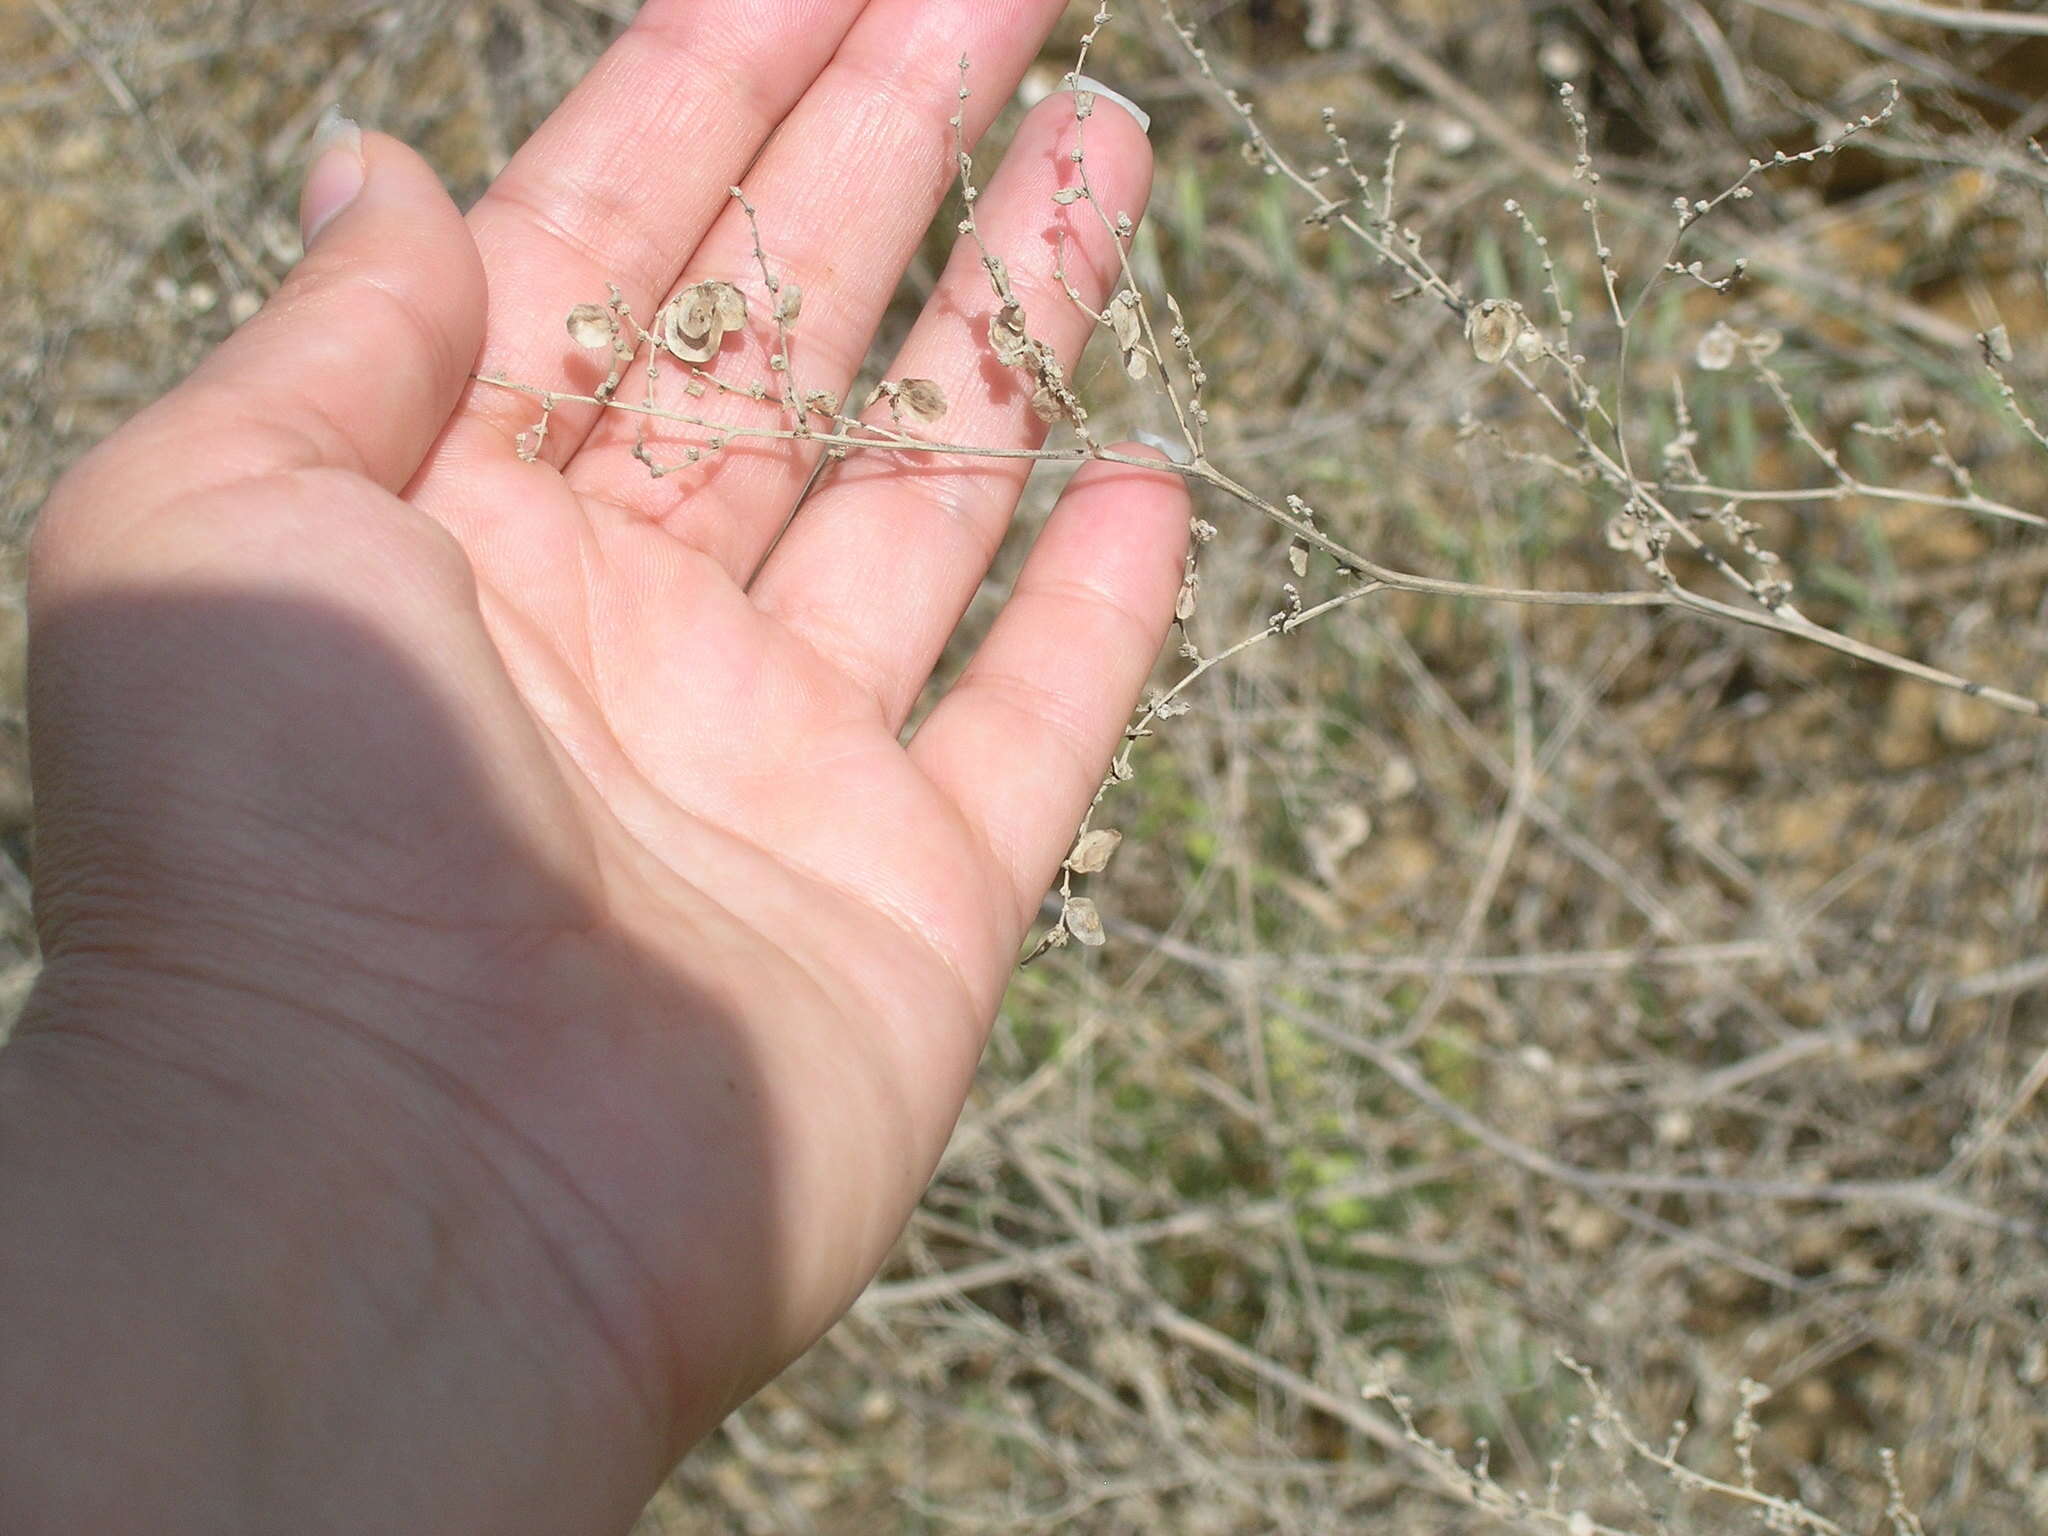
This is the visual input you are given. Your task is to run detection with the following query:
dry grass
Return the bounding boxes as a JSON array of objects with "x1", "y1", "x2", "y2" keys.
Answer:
[{"x1": 5, "y1": 0, "x2": 2047, "y2": 1530}]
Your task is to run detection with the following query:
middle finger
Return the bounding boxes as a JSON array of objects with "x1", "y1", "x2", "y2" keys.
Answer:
[
  {"x1": 562, "y1": 0, "x2": 1070, "y2": 574},
  {"x1": 459, "y1": 0, "x2": 875, "y2": 462}
]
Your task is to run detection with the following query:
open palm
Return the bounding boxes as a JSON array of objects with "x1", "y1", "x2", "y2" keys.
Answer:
[{"x1": 15, "y1": 2, "x2": 1184, "y2": 1525}]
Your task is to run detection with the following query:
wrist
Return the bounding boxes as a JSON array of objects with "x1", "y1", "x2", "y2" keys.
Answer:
[{"x1": 0, "y1": 959, "x2": 676, "y2": 1535}]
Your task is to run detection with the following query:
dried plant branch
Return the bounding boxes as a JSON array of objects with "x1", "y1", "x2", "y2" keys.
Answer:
[
  {"x1": 1830, "y1": 0, "x2": 2048, "y2": 36},
  {"x1": 476, "y1": 1, "x2": 2048, "y2": 989},
  {"x1": 30, "y1": 0, "x2": 272, "y2": 295},
  {"x1": 1152, "y1": 0, "x2": 2046, "y2": 722}
]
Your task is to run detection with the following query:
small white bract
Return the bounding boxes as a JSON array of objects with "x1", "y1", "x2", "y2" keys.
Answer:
[
  {"x1": 1695, "y1": 321, "x2": 1740, "y2": 372},
  {"x1": 1065, "y1": 829, "x2": 1123, "y2": 875},
  {"x1": 1466, "y1": 300, "x2": 1523, "y2": 365},
  {"x1": 1061, "y1": 896, "x2": 1106, "y2": 947},
  {"x1": 1604, "y1": 513, "x2": 1653, "y2": 559},
  {"x1": 566, "y1": 303, "x2": 616, "y2": 350}
]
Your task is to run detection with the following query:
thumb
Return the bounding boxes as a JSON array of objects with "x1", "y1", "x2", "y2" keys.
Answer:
[
  {"x1": 214, "y1": 110, "x2": 487, "y2": 489},
  {"x1": 72, "y1": 113, "x2": 486, "y2": 507}
]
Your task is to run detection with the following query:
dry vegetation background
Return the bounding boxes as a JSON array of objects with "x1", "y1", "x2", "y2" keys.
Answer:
[{"x1": 5, "y1": 0, "x2": 2048, "y2": 1529}]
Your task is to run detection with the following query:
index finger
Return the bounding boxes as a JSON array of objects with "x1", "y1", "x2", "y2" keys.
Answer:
[{"x1": 460, "y1": 0, "x2": 873, "y2": 458}]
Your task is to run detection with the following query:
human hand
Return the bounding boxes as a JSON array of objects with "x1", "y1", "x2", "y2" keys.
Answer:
[{"x1": 0, "y1": 3, "x2": 1185, "y2": 1530}]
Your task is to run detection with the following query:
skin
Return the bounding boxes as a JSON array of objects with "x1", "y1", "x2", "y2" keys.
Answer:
[{"x1": 0, "y1": 3, "x2": 1188, "y2": 1531}]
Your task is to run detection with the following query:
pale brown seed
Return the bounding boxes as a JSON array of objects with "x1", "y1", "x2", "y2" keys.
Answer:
[{"x1": 895, "y1": 378, "x2": 948, "y2": 425}]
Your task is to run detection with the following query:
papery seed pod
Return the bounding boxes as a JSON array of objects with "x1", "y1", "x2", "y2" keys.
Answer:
[
  {"x1": 990, "y1": 307, "x2": 1032, "y2": 367},
  {"x1": 1030, "y1": 383, "x2": 1064, "y2": 424},
  {"x1": 664, "y1": 325, "x2": 719, "y2": 364},
  {"x1": 895, "y1": 378, "x2": 948, "y2": 425},
  {"x1": 1514, "y1": 326, "x2": 1546, "y2": 363},
  {"x1": 1166, "y1": 291, "x2": 1189, "y2": 338},
  {"x1": 679, "y1": 284, "x2": 723, "y2": 339},
  {"x1": 1288, "y1": 542, "x2": 1310, "y2": 578},
  {"x1": 1982, "y1": 324, "x2": 2015, "y2": 363},
  {"x1": 1304, "y1": 802, "x2": 1372, "y2": 887},
  {"x1": 1604, "y1": 513, "x2": 1652, "y2": 558},
  {"x1": 1109, "y1": 291, "x2": 1144, "y2": 352},
  {"x1": 1695, "y1": 321, "x2": 1739, "y2": 372},
  {"x1": 566, "y1": 303, "x2": 616, "y2": 349},
  {"x1": 1466, "y1": 300, "x2": 1522, "y2": 365},
  {"x1": 1066, "y1": 829, "x2": 1123, "y2": 875},
  {"x1": 1108, "y1": 291, "x2": 1147, "y2": 380},
  {"x1": 1061, "y1": 895, "x2": 1106, "y2": 947},
  {"x1": 663, "y1": 295, "x2": 721, "y2": 363},
  {"x1": 712, "y1": 281, "x2": 748, "y2": 332},
  {"x1": 984, "y1": 254, "x2": 1015, "y2": 304},
  {"x1": 774, "y1": 284, "x2": 803, "y2": 325}
]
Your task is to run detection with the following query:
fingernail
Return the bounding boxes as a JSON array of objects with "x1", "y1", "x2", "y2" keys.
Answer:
[
  {"x1": 1070, "y1": 75, "x2": 1149, "y2": 135},
  {"x1": 1133, "y1": 430, "x2": 1193, "y2": 466},
  {"x1": 301, "y1": 105, "x2": 365, "y2": 250}
]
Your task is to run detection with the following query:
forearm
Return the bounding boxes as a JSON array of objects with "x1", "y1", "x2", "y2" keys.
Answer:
[{"x1": 0, "y1": 967, "x2": 671, "y2": 1536}]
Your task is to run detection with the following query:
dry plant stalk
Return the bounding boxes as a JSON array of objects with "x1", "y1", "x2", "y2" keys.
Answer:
[
  {"x1": 1335, "y1": 1353, "x2": 1938, "y2": 1535},
  {"x1": 469, "y1": 9, "x2": 2018, "y2": 1530}
]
